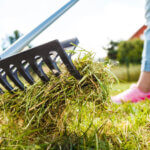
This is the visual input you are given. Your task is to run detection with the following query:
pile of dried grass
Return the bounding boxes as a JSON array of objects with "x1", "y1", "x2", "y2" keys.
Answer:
[{"x1": 0, "y1": 52, "x2": 114, "y2": 149}]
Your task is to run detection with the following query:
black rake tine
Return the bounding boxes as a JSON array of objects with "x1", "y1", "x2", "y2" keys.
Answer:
[
  {"x1": 43, "y1": 56, "x2": 60, "y2": 76},
  {"x1": 56, "y1": 43, "x2": 82, "y2": 80},
  {"x1": 29, "y1": 60, "x2": 49, "y2": 82},
  {"x1": 6, "y1": 69, "x2": 25, "y2": 91},
  {"x1": 59, "y1": 54, "x2": 82, "y2": 80},
  {"x1": 17, "y1": 64, "x2": 34, "y2": 85},
  {"x1": 0, "y1": 73, "x2": 14, "y2": 91}
]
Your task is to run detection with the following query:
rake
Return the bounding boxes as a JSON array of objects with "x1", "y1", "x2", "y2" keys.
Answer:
[{"x1": 0, "y1": 0, "x2": 82, "y2": 93}]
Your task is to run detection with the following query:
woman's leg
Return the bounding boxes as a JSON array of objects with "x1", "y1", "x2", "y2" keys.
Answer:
[
  {"x1": 137, "y1": 26, "x2": 150, "y2": 92},
  {"x1": 137, "y1": 72, "x2": 150, "y2": 93},
  {"x1": 111, "y1": 0, "x2": 150, "y2": 103}
]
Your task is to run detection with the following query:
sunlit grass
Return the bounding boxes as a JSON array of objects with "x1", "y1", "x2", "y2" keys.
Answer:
[
  {"x1": 110, "y1": 82, "x2": 134, "y2": 96},
  {"x1": 111, "y1": 64, "x2": 141, "y2": 82},
  {"x1": 0, "y1": 51, "x2": 114, "y2": 149},
  {"x1": 0, "y1": 52, "x2": 150, "y2": 149}
]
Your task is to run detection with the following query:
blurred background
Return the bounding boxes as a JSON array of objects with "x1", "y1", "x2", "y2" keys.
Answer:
[{"x1": 0, "y1": 0, "x2": 146, "y2": 82}]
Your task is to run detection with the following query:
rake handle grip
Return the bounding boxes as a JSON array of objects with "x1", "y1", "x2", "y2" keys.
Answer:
[{"x1": 0, "y1": 0, "x2": 79, "y2": 60}]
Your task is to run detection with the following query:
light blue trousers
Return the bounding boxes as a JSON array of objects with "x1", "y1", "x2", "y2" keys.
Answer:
[{"x1": 141, "y1": 0, "x2": 150, "y2": 71}]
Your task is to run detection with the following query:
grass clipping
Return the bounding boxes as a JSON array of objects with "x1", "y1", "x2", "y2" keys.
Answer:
[{"x1": 0, "y1": 52, "x2": 114, "y2": 148}]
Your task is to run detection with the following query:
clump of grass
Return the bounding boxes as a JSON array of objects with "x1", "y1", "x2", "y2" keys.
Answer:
[{"x1": 0, "y1": 51, "x2": 114, "y2": 149}]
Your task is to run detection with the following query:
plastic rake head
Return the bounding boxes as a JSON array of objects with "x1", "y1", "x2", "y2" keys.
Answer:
[{"x1": 0, "y1": 38, "x2": 82, "y2": 93}]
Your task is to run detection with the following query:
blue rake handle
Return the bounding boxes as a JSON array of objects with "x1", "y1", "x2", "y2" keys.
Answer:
[{"x1": 0, "y1": 0, "x2": 79, "y2": 60}]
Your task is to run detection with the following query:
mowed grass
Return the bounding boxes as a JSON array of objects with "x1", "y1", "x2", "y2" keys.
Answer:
[
  {"x1": 111, "y1": 64, "x2": 141, "y2": 82},
  {"x1": 108, "y1": 82, "x2": 150, "y2": 149},
  {"x1": 110, "y1": 82, "x2": 134, "y2": 96},
  {"x1": 0, "y1": 52, "x2": 150, "y2": 149}
]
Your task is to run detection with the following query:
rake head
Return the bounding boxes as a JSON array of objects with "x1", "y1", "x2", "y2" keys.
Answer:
[{"x1": 0, "y1": 38, "x2": 82, "y2": 93}]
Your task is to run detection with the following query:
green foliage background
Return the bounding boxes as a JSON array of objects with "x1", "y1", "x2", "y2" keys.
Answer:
[
  {"x1": 117, "y1": 39, "x2": 144, "y2": 64},
  {"x1": 103, "y1": 41, "x2": 119, "y2": 60}
]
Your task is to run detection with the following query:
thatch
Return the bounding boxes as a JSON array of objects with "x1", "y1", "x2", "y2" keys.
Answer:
[{"x1": 0, "y1": 52, "x2": 114, "y2": 149}]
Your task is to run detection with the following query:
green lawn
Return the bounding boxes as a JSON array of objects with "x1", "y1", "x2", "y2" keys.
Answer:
[
  {"x1": 110, "y1": 82, "x2": 135, "y2": 96},
  {"x1": 111, "y1": 64, "x2": 141, "y2": 82},
  {"x1": 67, "y1": 82, "x2": 150, "y2": 149},
  {"x1": 108, "y1": 82, "x2": 150, "y2": 149},
  {"x1": 0, "y1": 53, "x2": 150, "y2": 149},
  {"x1": 1, "y1": 82, "x2": 150, "y2": 149}
]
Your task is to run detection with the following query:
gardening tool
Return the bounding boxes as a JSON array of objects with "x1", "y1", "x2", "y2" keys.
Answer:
[{"x1": 0, "y1": 0, "x2": 82, "y2": 93}]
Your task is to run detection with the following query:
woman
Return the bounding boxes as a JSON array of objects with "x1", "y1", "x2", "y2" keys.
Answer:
[{"x1": 112, "y1": 0, "x2": 150, "y2": 103}]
